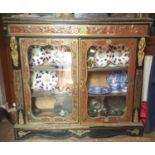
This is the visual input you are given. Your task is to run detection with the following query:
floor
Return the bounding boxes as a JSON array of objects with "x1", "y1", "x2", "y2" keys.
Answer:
[{"x1": 1, "y1": 119, "x2": 155, "y2": 142}]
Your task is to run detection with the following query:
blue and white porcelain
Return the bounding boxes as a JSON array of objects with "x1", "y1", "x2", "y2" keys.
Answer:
[
  {"x1": 94, "y1": 47, "x2": 110, "y2": 67},
  {"x1": 120, "y1": 51, "x2": 129, "y2": 65},
  {"x1": 87, "y1": 45, "x2": 129, "y2": 68},
  {"x1": 31, "y1": 71, "x2": 58, "y2": 91},
  {"x1": 47, "y1": 46, "x2": 71, "y2": 67},
  {"x1": 101, "y1": 87, "x2": 112, "y2": 94},
  {"x1": 107, "y1": 71, "x2": 121, "y2": 93},
  {"x1": 29, "y1": 46, "x2": 46, "y2": 66},
  {"x1": 108, "y1": 83, "x2": 120, "y2": 93},
  {"x1": 119, "y1": 72, "x2": 128, "y2": 92},
  {"x1": 107, "y1": 71, "x2": 128, "y2": 93},
  {"x1": 88, "y1": 86, "x2": 111, "y2": 94},
  {"x1": 108, "y1": 45, "x2": 129, "y2": 67},
  {"x1": 120, "y1": 82, "x2": 128, "y2": 92}
]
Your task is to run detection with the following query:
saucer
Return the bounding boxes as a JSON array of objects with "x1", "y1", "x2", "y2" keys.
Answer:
[{"x1": 88, "y1": 86, "x2": 111, "y2": 94}]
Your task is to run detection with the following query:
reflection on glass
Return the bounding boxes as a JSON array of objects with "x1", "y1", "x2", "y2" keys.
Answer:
[
  {"x1": 28, "y1": 45, "x2": 73, "y2": 118},
  {"x1": 87, "y1": 45, "x2": 129, "y2": 69},
  {"x1": 88, "y1": 96, "x2": 126, "y2": 117}
]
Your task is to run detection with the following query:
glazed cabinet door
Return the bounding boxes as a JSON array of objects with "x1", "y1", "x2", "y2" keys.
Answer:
[
  {"x1": 19, "y1": 38, "x2": 78, "y2": 124},
  {"x1": 80, "y1": 39, "x2": 137, "y2": 125}
]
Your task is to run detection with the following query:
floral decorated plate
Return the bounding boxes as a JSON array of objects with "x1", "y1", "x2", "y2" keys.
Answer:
[
  {"x1": 110, "y1": 45, "x2": 129, "y2": 66},
  {"x1": 94, "y1": 47, "x2": 110, "y2": 68},
  {"x1": 29, "y1": 46, "x2": 46, "y2": 66},
  {"x1": 31, "y1": 71, "x2": 58, "y2": 91}
]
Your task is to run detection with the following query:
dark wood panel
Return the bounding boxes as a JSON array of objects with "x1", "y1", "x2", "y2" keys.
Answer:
[{"x1": 0, "y1": 16, "x2": 15, "y2": 108}]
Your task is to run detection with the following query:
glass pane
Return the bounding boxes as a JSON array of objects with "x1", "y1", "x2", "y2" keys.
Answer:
[
  {"x1": 88, "y1": 96, "x2": 126, "y2": 117},
  {"x1": 87, "y1": 45, "x2": 129, "y2": 69},
  {"x1": 87, "y1": 43, "x2": 129, "y2": 117},
  {"x1": 28, "y1": 45, "x2": 73, "y2": 118}
]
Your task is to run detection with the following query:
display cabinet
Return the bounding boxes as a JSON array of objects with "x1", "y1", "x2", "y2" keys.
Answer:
[{"x1": 2, "y1": 15, "x2": 153, "y2": 139}]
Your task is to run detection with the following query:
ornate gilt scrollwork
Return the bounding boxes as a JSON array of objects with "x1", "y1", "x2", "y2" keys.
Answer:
[
  {"x1": 69, "y1": 130, "x2": 90, "y2": 136},
  {"x1": 17, "y1": 131, "x2": 31, "y2": 138},
  {"x1": 138, "y1": 37, "x2": 146, "y2": 66},
  {"x1": 128, "y1": 128, "x2": 140, "y2": 135},
  {"x1": 10, "y1": 36, "x2": 18, "y2": 67}
]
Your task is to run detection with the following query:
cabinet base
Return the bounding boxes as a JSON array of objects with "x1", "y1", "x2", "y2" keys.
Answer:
[{"x1": 14, "y1": 123, "x2": 143, "y2": 140}]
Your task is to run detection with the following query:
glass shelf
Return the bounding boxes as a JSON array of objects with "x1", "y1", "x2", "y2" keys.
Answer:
[
  {"x1": 30, "y1": 66, "x2": 71, "y2": 72},
  {"x1": 32, "y1": 90, "x2": 72, "y2": 97},
  {"x1": 88, "y1": 65, "x2": 128, "y2": 72},
  {"x1": 88, "y1": 92, "x2": 127, "y2": 97}
]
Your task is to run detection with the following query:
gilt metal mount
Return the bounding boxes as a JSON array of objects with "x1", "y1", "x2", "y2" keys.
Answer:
[{"x1": 10, "y1": 36, "x2": 18, "y2": 67}]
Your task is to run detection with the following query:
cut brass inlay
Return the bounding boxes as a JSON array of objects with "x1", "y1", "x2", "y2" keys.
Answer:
[
  {"x1": 79, "y1": 27, "x2": 87, "y2": 34},
  {"x1": 138, "y1": 37, "x2": 146, "y2": 66},
  {"x1": 8, "y1": 24, "x2": 148, "y2": 37},
  {"x1": 106, "y1": 39, "x2": 112, "y2": 45},
  {"x1": 104, "y1": 117, "x2": 109, "y2": 122},
  {"x1": 18, "y1": 110, "x2": 24, "y2": 125},
  {"x1": 10, "y1": 36, "x2": 18, "y2": 67},
  {"x1": 133, "y1": 109, "x2": 139, "y2": 123}
]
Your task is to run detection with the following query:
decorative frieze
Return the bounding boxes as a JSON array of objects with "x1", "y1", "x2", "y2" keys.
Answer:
[{"x1": 8, "y1": 24, "x2": 148, "y2": 37}]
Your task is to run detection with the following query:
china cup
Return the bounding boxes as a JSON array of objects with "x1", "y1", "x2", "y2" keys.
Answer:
[
  {"x1": 119, "y1": 72, "x2": 128, "y2": 92},
  {"x1": 107, "y1": 72, "x2": 121, "y2": 93}
]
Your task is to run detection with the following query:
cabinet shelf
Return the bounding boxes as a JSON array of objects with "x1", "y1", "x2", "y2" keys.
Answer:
[
  {"x1": 88, "y1": 65, "x2": 128, "y2": 72},
  {"x1": 30, "y1": 66, "x2": 71, "y2": 72},
  {"x1": 88, "y1": 92, "x2": 127, "y2": 97},
  {"x1": 32, "y1": 90, "x2": 72, "y2": 97}
]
